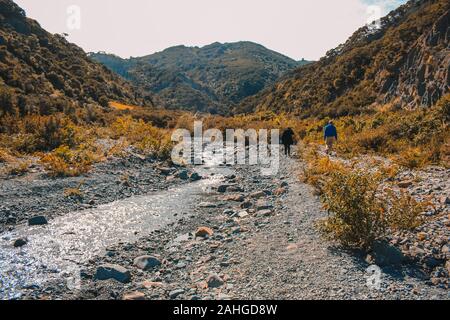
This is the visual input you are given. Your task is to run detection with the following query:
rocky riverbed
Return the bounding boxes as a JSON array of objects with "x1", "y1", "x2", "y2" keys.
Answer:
[
  {"x1": 0, "y1": 152, "x2": 197, "y2": 233},
  {"x1": 0, "y1": 148, "x2": 448, "y2": 300}
]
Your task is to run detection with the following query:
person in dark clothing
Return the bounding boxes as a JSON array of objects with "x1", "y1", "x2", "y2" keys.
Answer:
[
  {"x1": 324, "y1": 121, "x2": 338, "y2": 155},
  {"x1": 281, "y1": 128, "x2": 295, "y2": 156}
]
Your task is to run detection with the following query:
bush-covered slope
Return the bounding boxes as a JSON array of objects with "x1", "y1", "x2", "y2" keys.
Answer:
[
  {"x1": 0, "y1": 0, "x2": 147, "y2": 119},
  {"x1": 90, "y1": 42, "x2": 309, "y2": 114},
  {"x1": 239, "y1": 0, "x2": 449, "y2": 117}
]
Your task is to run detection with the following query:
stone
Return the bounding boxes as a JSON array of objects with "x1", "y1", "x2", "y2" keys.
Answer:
[
  {"x1": 417, "y1": 232, "x2": 427, "y2": 241},
  {"x1": 398, "y1": 180, "x2": 413, "y2": 188},
  {"x1": 228, "y1": 185, "x2": 244, "y2": 192},
  {"x1": 13, "y1": 238, "x2": 27, "y2": 248},
  {"x1": 424, "y1": 256, "x2": 441, "y2": 269},
  {"x1": 223, "y1": 209, "x2": 235, "y2": 216},
  {"x1": 258, "y1": 210, "x2": 272, "y2": 217},
  {"x1": 274, "y1": 188, "x2": 287, "y2": 196},
  {"x1": 206, "y1": 274, "x2": 224, "y2": 288},
  {"x1": 123, "y1": 291, "x2": 146, "y2": 300},
  {"x1": 217, "y1": 185, "x2": 230, "y2": 193},
  {"x1": 189, "y1": 172, "x2": 202, "y2": 181},
  {"x1": 169, "y1": 289, "x2": 185, "y2": 299},
  {"x1": 250, "y1": 191, "x2": 266, "y2": 199},
  {"x1": 178, "y1": 170, "x2": 189, "y2": 180},
  {"x1": 256, "y1": 200, "x2": 273, "y2": 211},
  {"x1": 440, "y1": 196, "x2": 450, "y2": 205},
  {"x1": 238, "y1": 211, "x2": 249, "y2": 218},
  {"x1": 198, "y1": 202, "x2": 217, "y2": 208},
  {"x1": 445, "y1": 261, "x2": 450, "y2": 274},
  {"x1": 409, "y1": 246, "x2": 425, "y2": 258},
  {"x1": 95, "y1": 264, "x2": 131, "y2": 283},
  {"x1": 240, "y1": 201, "x2": 253, "y2": 209},
  {"x1": 133, "y1": 255, "x2": 162, "y2": 270},
  {"x1": 223, "y1": 195, "x2": 245, "y2": 202},
  {"x1": 195, "y1": 227, "x2": 214, "y2": 238},
  {"x1": 141, "y1": 281, "x2": 165, "y2": 289},
  {"x1": 28, "y1": 216, "x2": 48, "y2": 226},
  {"x1": 158, "y1": 167, "x2": 173, "y2": 176}
]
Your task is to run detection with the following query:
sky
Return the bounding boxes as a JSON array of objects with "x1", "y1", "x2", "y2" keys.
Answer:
[{"x1": 14, "y1": 0, "x2": 407, "y2": 61}]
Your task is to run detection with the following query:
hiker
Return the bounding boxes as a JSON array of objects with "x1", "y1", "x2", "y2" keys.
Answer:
[
  {"x1": 324, "y1": 121, "x2": 338, "y2": 155},
  {"x1": 281, "y1": 127, "x2": 295, "y2": 157}
]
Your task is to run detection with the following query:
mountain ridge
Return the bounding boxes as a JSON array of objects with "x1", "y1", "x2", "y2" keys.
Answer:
[
  {"x1": 237, "y1": 0, "x2": 449, "y2": 117},
  {"x1": 0, "y1": 0, "x2": 148, "y2": 119},
  {"x1": 90, "y1": 41, "x2": 310, "y2": 115}
]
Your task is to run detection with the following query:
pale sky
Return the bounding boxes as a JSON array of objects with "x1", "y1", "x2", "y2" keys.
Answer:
[{"x1": 14, "y1": 0, "x2": 407, "y2": 61}]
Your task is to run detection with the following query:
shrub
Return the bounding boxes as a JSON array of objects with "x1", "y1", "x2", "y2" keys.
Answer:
[
  {"x1": 386, "y1": 189, "x2": 425, "y2": 231},
  {"x1": 317, "y1": 169, "x2": 386, "y2": 249},
  {"x1": 301, "y1": 148, "x2": 345, "y2": 194},
  {"x1": 3, "y1": 160, "x2": 31, "y2": 176},
  {"x1": 317, "y1": 168, "x2": 425, "y2": 250},
  {"x1": 40, "y1": 145, "x2": 98, "y2": 177},
  {"x1": 110, "y1": 116, "x2": 171, "y2": 158},
  {"x1": 394, "y1": 147, "x2": 429, "y2": 169}
]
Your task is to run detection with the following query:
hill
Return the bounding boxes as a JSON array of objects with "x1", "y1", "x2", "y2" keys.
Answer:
[
  {"x1": 238, "y1": 0, "x2": 449, "y2": 117},
  {"x1": 0, "y1": 0, "x2": 148, "y2": 119},
  {"x1": 90, "y1": 42, "x2": 309, "y2": 114}
]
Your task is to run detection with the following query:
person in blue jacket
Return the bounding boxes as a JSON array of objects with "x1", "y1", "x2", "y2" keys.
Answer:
[{"x1": 324, "y1": 121, "x2": 338, "y2": 155}]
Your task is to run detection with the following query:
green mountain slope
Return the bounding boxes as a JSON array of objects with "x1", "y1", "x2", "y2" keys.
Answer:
[
  {"x1": 0, "y1": 0, "x2": 146, "y2": 119},
  {"x1": 238, "y1": 0, "x2": 449, "y2": 117},
  {"x1": 90, "y1": 42, "x2": 309, "y2": 114}
]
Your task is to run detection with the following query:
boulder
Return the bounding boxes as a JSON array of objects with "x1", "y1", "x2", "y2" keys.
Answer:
[
  {"x1": 13, "y1": 238, "x2": 28, "y2": 248},
  {"x1": 190, "y1": 172, "x2": 202, "y2": 181},
  {"x1": 95, "y1": 264, "x2": 131, "y2": 283},
  {"x1": 133, "y1": 255, "x2": 162, "y2": 270},
  {"x1": 28, "y1": 216, "x2": 48, "y2": 226}
]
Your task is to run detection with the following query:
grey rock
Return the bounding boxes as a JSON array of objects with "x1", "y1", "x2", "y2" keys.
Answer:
[
  {"x1": 169, "y1": 289, "x2": 185, "y2": 299},
  {"x1": 207, "y1": 274, "x2": 224, "y2": 288},
  {"x1": 250, "y1": 191, "x2": 266, "y2": 199},
  {"x1": 178, "y1": 170, "x2": 189, "y2": 180},
  {"x1": 95, "y1": 264, "x2": 131, "y2": 283},
  {"x1": 134, "y1": 255, "x2": 162, "y2": 270},
  {"x1": 190, "y1": 172, "x2": 202, "y2": 181},
  {"x1": 28, "y1": 216, "x2": 48, "y2": 226},
  {"x1": 13, "y1": 238, "x2": 28, "y2": 248}
]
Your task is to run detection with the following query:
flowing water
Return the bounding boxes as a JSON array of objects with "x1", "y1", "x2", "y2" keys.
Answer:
[{"x1": 0, "y1": 146, "x2": 234, "y2": 299}]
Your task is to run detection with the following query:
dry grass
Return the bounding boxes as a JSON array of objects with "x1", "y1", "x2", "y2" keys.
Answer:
[{"x1": 109, "y1": 101, "x2": 137, "y2": 111}]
